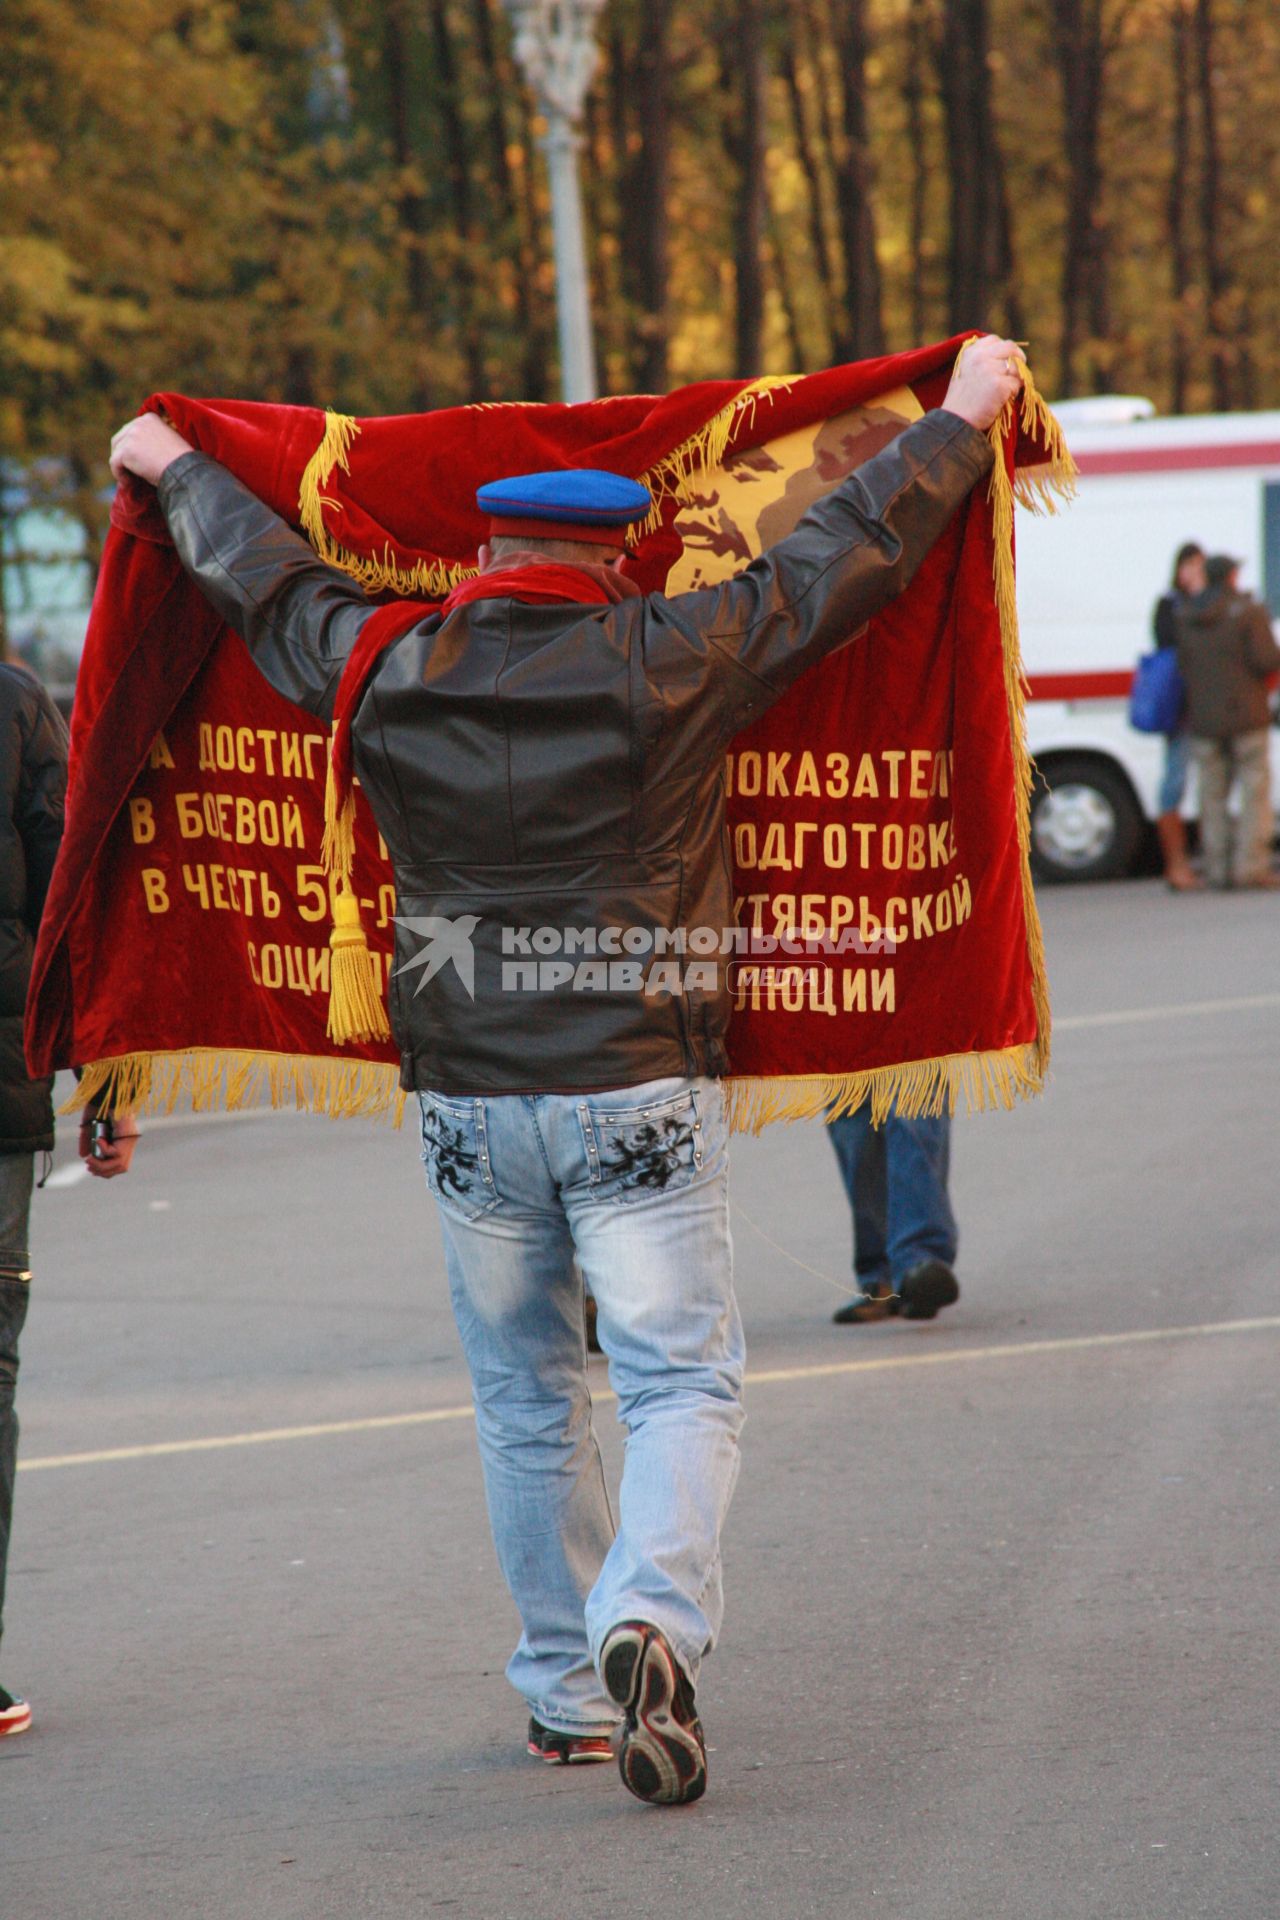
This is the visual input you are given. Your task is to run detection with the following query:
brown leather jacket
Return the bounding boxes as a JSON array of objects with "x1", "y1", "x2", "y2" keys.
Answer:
[
  {"x1": 1175, "y1": 586, "x2": 1280, "y2": 740},
  {"x1": 157, "y1": 409, "x2": 992, "y2": 1095}
]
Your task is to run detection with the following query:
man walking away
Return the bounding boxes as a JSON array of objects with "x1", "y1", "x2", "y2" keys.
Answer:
[
  {"x1": 107, "y1": 335, "x2": 1025, "y2": 1807},
  {"x1": 1175, "y1": 555, "x2": 1280, "y2": 890}
]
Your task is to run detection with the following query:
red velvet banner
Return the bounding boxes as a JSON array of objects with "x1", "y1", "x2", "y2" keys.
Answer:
[{"x1": 27, "y1": 337, "x2": 1068, "y2": 1126}]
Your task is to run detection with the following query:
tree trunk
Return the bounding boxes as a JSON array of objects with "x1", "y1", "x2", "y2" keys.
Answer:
[
  {"x1": 938, "y1": 0, "x2": 1021, "y2": 337},
  {"x1": 468, "y1": 0, "x2": 550, "y2": 399},
  {"x1": 1193, "y1": 0, "x2": 1232, "y2": 410},
  {"x1": 779, "y1": 37, "x2": 837, "y2": 360},
  {"x1": 1167, "y1": 2, "x2": 1193, "y2": 413},
  {"x1": 766, "y1": 195, "x2": 806, "y2": 369},
  {"x1": 1045, "y1": 0, "x2": 1113, "y2": 396},
  {"x1": 827, "y1": 0, "x2": 885, "y2": 358},
  {"x1": 616, "y1": 0, "x2": 672, "y2": 393},
  {"x1": 382, "y1": 0, "x2": 434, "y2": 408},
  {"x1": 903, "y1": 0, "x2": 932, "y2": 344},
  {"x1": 717, "y1": 0, "x2": 767, "y2": 376},
  {"x1": 427, "y1": 0, "x2": 487, "y2": 401}
]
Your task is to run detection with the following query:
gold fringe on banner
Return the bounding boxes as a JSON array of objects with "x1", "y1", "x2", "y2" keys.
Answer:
[
  {"x1": 981, "y1": 356, "x2": 1075, "y2": 1086},
  {"x1": 634, "y1": 376, "x2": 795, "y2": 538},
  {"x1": 298, "y1": 410, "x2": 474, "y2": 598},
  {"x1": 66, "y1": 1051, "x2": 406, "y2": 1124},
  {"x1": 723, "y1": 1041, "x2": 1047, "y2": 1136}
]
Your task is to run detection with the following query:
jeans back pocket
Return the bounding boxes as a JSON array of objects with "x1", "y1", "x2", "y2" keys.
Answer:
[
  {"x1": 578, "y1": 1084, "x2": 709, "y2": 1207},
  {"x1": 420, "y1": 1095, "x2": 500, "y2": 1222}
]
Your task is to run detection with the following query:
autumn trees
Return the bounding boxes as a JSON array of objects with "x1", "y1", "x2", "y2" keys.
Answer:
[{"x1": 2, "y1": 0, "x2": 1277, "y2": 537}]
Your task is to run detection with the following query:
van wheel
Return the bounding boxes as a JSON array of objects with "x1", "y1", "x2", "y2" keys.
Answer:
[{"x1": 1029, "y1": 756, "x2": 1144, "y2": 882}]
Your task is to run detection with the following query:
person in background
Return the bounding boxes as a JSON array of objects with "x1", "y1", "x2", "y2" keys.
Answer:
[
  {"x1": 0, "y1": 655, "x2": 69, "y2": 1737},
  {"x1": 1175, "y1": 554, "x2": 1280, "y2": 890},
  {"x1": 826, "y1": 1104, "x2": 958, "y2": 1326},
  {"x1": 1152, "y1": 542, "x2": 1206, "y2": 891}
]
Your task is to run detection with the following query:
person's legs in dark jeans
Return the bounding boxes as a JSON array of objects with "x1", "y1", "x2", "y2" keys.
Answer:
[
  {"x1": 828, "y1": 1106, "x2": 958, "y2": 1323},
  {"x1": 828, "y1": 1105, "x2": 890, "y2": 1294},
  {"x1": 0, "y1": 1152, "x2": 34, "y2": 1732}
]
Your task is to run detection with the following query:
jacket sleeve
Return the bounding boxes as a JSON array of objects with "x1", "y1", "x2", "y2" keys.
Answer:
[
  {"x1": 1244, "y1": 604, "x2": 1280, "y2": 679},
  {"x1": 15, "y1": 679, "x2": 68, "y2": 934},
  {"x1": 156, "y1": 452, "x2": 376, "y2": 721},
  {"x1": 645, "y1": 409, "x2": 994, "y2": 721},
  {"x1": 1153, "y1": 593, "x2": 1177, "y2": 649}
]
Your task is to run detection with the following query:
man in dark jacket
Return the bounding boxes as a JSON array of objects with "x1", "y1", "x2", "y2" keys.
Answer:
[
  {"x1": 0, "y1": 658, "x2": 69, "y2": 1737},
  {"x1": 1175, "y1": 555, "x2": 1280, "y2": 888},
  {"x1": 108, "y1": 334, "x2": 1024, "y2": 1805}
]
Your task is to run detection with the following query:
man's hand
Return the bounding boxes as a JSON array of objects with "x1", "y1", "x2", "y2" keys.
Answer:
[
  {"x1": 78, "y1": 1109, "x2": 141, "y2": 1180},
  {"x1": 109, "y1": 415, "x2": 194, "y2": 487},
  {"x1": 940, "y1": 335, "x2": 1027, "y2": 433}
]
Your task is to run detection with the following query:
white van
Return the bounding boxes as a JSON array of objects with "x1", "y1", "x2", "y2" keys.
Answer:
[{"x1": 1015, "y1": 399, "x2": 1280, "y2": 880}]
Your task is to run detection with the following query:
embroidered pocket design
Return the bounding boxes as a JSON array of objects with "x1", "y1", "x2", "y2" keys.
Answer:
[
  {"x1": 580, "y1": 1090, "x2": 707, "y2": 1206},
  {"x1": 420, "y1": 1100, "x2": 499, "y2": 1221}
]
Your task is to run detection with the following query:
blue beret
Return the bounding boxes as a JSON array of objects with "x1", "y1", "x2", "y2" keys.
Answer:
[{"x1": 477, "y1": 468, "x2": 652, "y2": 529}]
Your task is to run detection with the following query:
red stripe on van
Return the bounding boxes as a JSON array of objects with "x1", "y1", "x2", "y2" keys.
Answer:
[
  {"x1": 1072, "y1": 442, "x2": 1280, "y2": 476},
  {"x1": 1026, "y1": 671, "x2": 1133, "y2": 701}
]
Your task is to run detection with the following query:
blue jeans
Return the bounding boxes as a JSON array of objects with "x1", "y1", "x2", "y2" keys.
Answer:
[
  {"x1": 1159, "y1": 729, "x2": 1191, "y2": 815},
  {"x1": 421, "y1": 1076, "x2": 743, "y2": 1736},
  {"x1": 827, "y1": 1106, "x2": 957, "y2": 1292},
  {"x1": 0, "y1": 1154, "x2": 34, "y2": 1658}
]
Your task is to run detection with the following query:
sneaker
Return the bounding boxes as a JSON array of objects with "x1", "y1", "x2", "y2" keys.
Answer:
[
  {"x1": 832, "y1": 1281, "x2": 900, "y2": 1325},
  {"x1": 0, "y1": 1686, "x2": 32, "y2": 1737},
  {"x1": 526, "y1": 1716, "x2": 614, "y2": 1765},
  {"x1": 600, "y1": 1621, "x2": 707, "y2": 1806},
  {"x1": 898, "y1": 1259, "x2": 960, "y2": 1321}
]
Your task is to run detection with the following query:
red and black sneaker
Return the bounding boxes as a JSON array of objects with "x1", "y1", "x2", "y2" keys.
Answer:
[
  {"x1": 0, "y1": 1686, "x2": 32, "y2": 1737},
  {"x1": 600, "y1": 1622, "x2": 707, "y2": 1806},
  {"x1": 526, "y1": 1716, "x2": 614, "y2": 1765}
]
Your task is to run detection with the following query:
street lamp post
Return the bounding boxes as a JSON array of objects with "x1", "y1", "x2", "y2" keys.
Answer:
[{"x1": 503, "y1": 0, "x2": 607, "y2": 404}]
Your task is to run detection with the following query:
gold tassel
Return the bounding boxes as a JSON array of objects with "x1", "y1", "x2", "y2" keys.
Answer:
[
  {"x1": 320, "y1": 749, "x2": 357, "y2": 888},
  {"x1": 298, "y1": 425, "x2": 397, "y2": 1048},
  {"x1": 327, "y1": 883, "x2": 391, "y2": 1045}
]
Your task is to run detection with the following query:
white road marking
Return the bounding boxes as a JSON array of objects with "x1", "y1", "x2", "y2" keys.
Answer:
[
  {"x1": 19, "y1": 1313, "x2": 1280, "y2": 1475},
  {"x1": 1055, "y1": 992, "x2": 1280, "y2": 1032}
]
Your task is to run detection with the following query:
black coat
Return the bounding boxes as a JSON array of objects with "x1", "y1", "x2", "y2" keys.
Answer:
[
  {"x1": 0, "y1": 664, "x2": 68, "y2": 1152},
  {"x1": 159, "y1": 412, "x2": 992, "y2": 1096}
]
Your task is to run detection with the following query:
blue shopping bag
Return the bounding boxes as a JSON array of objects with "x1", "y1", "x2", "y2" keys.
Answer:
[{"x1": 1128, "y1": 649, "x2": 1185, "y2": 734}]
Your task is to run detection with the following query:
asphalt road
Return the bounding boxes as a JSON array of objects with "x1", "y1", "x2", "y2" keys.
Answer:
[{"x1": 3, "y1": 880, "x2": 1278, "y2": 1920}]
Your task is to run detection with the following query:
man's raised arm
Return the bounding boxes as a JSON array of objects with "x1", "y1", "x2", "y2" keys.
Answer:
[{"x1": 109, "y1": 415, "x2": 374, "y2": 721}]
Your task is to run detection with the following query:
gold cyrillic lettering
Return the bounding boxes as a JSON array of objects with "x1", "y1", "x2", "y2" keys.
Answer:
[{"x1": 128, "y1": 797, "x2": 155, "y2": 845}]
